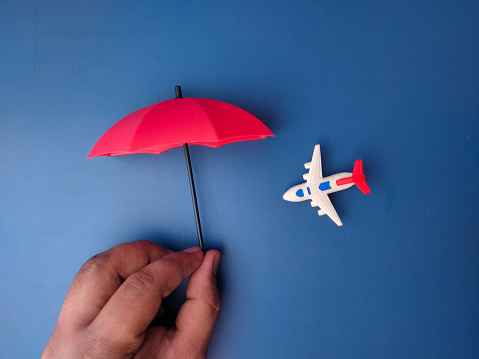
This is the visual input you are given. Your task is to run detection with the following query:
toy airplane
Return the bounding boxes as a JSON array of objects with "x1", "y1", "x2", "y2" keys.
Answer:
[{"x1": 283, "y1": 145, "x2": 370, "y2": 226}]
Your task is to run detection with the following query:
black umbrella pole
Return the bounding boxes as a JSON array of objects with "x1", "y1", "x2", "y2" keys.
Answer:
[{"x1": 183, "y1": 143, "x2": 205, "y2": 252}]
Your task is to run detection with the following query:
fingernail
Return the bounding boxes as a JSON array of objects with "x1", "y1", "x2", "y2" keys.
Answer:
[
  {"x1": 183, "y1": 246, "x2": 202, "y2": 254},
  {"x1": 213, "y1": 254, "x2": 222, "y2": 276}
]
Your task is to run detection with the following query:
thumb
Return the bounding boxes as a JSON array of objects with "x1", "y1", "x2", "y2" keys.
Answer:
[{"x1": 173, "y1": 250, "x2": 222, "y2": 357}]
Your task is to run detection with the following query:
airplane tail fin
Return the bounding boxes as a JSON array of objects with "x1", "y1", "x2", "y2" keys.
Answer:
[{"x1": 352, "y1": 160, "x2": 371, "y2": 194}]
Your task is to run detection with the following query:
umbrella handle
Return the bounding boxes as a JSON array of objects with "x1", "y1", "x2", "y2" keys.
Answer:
[{"x1": 183, "y1": 143, "x2": 205, "y2": 252}]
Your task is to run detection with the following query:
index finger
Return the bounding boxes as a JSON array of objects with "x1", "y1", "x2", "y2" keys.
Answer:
[{"x1": 58, "y1": 240, "x2": 170, "y2": 330}]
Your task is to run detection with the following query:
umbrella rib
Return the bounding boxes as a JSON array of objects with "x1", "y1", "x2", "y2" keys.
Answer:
[{"x1": 183, "y1": 143, "x2": 205, "y2": 252}]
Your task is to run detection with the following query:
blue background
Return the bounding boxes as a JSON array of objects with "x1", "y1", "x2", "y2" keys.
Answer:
[{"x1": 1, "y1": 1, "x2": 478, "y2": 357}]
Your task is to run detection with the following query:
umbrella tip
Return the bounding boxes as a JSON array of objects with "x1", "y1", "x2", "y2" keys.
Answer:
[{"x1": 175, "y1": 85, "x2": 182, "y2": 99}]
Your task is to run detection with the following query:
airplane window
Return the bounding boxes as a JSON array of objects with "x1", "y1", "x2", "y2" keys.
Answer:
[
  {"x1": 307, "y1": 187, "x2": 311, "y2": 195},
  {"x1": 319, "y1": 182, "x2": 331, "y2": 191},
  {"x1": 296, "y1": 189, "x2": 304, "y2": 197}
]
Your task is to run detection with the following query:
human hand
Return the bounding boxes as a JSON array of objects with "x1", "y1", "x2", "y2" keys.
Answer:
[{"x1": 42, "y1": 240, "x2": 221, "y2": 359}]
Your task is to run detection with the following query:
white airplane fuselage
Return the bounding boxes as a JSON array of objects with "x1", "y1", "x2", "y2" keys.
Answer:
[{"x1": 283, "y1": 172, "x2": 354, "y2": 203}]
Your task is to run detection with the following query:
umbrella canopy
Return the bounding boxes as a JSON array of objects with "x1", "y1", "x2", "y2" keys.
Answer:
[
  {"x1": 88, "y1": 96, "x2": 274, "y2": 158},
  {"x1": 88, "y1": 86, "x2": 274, "y2": 251}
]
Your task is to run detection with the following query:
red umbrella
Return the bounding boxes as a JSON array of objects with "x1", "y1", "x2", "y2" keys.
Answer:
[{"x1": 88, "y1": 86, "x2": 274, "y2": 250}]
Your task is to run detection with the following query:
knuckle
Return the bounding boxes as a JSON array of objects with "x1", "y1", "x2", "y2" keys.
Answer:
[
  {"x1": 126, "y1": 239, "x2": 152, "y2": 254},
  {"x1": 132, "y1": 239, "x2": 153, "y2": 248},
  {"x1": 123, "y1": 269, "x2": 159, "y2": 295},
  {"x1": 83, "y1": 324, "x2": 142, "y2": 357},
  {"x1": 199, "y1": 289, "x2": 221, "y2": 314},
  {"x1": 77, "y1": 252, "x2": 113, "y2": 278},
  {"x1": 206, "y1": 292, "x2": 222, "y2": 314}
]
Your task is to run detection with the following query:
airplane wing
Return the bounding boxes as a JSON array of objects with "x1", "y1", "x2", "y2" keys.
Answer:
[
  {"x1": 306, "y1": 145, "x2": 322, "y2": 185},
  {"x1": 310, "y1": 190, "x2": 343, "y2": 226}
]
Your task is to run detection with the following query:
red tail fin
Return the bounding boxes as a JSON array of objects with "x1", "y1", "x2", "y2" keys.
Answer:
[{"x1": 352, "y1": 160, "x2": 371, "y2": 194}]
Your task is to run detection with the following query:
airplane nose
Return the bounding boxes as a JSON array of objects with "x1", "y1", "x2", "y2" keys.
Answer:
[{"x1": 283, "y1": 188, "x2": 295, "y2": 202}]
